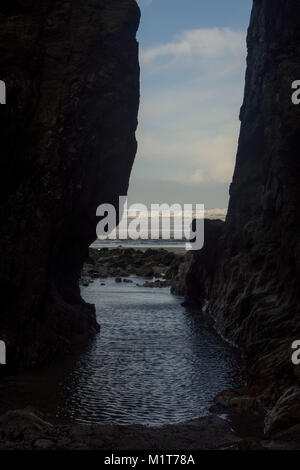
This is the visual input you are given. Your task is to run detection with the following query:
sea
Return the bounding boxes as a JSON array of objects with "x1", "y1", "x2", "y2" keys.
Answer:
[{"x1": 91, "y1": 207, "x2": 226, "y2": 251}]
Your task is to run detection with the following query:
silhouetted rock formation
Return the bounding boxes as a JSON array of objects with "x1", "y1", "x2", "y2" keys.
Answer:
[
  {"x1": 0, "y1": 0, "x2": 140, "y2": 368},
  {"x1": 185, "y1": 0, "x2": 300, "y2": 435}
]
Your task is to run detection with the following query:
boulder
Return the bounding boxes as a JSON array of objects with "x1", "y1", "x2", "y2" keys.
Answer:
[
  {"x1": 214, "y1": 389, "x2": 264, "y2": 417},
  {"x1": 264, "y1": 387, "x2": 300, "y2": 437},
  {"x1": 33, "y1": 439, "x2": 56, "y2": 450},
  {"x1": 0, "y1": 409, "x2": 52, "y2": 439}
]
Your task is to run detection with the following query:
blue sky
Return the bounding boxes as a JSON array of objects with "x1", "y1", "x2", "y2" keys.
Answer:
[{"x1": 128, "y1": 0, "x2": 252, "y2": 208}]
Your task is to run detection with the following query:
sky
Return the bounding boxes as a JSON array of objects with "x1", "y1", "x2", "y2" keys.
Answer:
[{"x1": 128, "y1": 0, "x2": 253, "y2": 209}]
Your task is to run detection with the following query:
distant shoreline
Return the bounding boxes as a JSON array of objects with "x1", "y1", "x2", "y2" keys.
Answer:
[{"x1": 90, "y1": 243, "x2": 188, "y2": 255}]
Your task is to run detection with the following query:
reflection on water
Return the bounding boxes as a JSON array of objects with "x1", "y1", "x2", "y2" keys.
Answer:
[{"x1": 0, "y1": 277, "x2": 241, "y2": 425}]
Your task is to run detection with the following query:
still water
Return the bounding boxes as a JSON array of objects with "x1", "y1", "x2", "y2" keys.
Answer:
[{"x1": 0, "y1": 277, "x2": 241, "y2": 425}]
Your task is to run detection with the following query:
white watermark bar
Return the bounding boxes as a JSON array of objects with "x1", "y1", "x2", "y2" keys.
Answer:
[
  {"x1": 96, "y1": 197, "x2": 204, "y2": 251},
  {"x1": 0, "y1": 340, "x2": 6, "y2": 365},
  {"x1": 0, "y1": 80, "x2": 6, "y2": 104}
]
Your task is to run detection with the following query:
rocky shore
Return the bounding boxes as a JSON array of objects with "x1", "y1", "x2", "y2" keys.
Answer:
[
  {"x1": 0, "y1": 408, "x2": 238, "y2": 451},
  {"x1": 81, "y1": 247, "x2": 190, "y2": 291},
  {"x1": 1, "y1": 407, "x2": 300, "y2": 451}
]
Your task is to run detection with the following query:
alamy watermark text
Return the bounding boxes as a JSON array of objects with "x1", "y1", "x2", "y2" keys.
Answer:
[{"x1": 96, "y1": 197, "x2": 204, "y2": 251}]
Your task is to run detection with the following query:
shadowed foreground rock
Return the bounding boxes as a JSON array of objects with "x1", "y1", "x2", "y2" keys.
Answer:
[
  {"x1": 184, "y1": 0, "x2": 300, "y2": 437},
  {"x1": 0, "y1": 0, "x2": 140, "y2": 368},
  {"x1": 0, "y1": 408, "x2": 241, "y2": 450},
  {"x1": 2, "y1": 408, "x2": 300, "y2": 451}
]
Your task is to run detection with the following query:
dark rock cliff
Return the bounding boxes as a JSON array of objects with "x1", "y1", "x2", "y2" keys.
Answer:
[
  {"x1": 0, "y1": 0, "x2": 140, "y2": 368},
  {"x1": 185, "y1": 0, "x2": 300, "y2": 434}
]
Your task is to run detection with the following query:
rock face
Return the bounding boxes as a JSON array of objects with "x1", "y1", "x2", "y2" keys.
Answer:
[
  {"x1": 82, "y1": 247, "x2": 184, "y2": 283},
  {"x1": 185, "y1": 0, "x2": 300, "y2": 431},
  {"x1": 0, "y1": 0, "x2": 140, "y2": 368}
]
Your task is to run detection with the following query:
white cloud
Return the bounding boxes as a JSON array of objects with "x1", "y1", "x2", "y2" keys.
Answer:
[
  {"x1": 140, "y1": 28, "x2": 246, "y2": 66},
  {"x1": 137, "y1": 125, "x2": 240, "y2": 183},
  {"x1": 137, "y1": 0, "x2": 153, "y2": 7},
  {"x1": 131, "y1": 27, "x2": 247, "y2": 203}
]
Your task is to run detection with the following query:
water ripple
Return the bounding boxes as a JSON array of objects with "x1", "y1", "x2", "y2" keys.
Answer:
[{"x1": 0, "y1": 277, "x2": 241, "y2": 425}]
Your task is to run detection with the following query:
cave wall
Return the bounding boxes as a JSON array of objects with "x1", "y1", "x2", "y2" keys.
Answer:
[
  {"x1": 0, "y1": 0, "x2": 140, "y2": 368},
  {"x1": 186, "y1": 0, "x2": 300, "y2": 412}
]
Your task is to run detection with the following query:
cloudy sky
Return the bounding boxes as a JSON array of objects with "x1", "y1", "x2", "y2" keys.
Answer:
[{"x1": 128, "y1": 0, "x2": 252, "y2": 209}]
